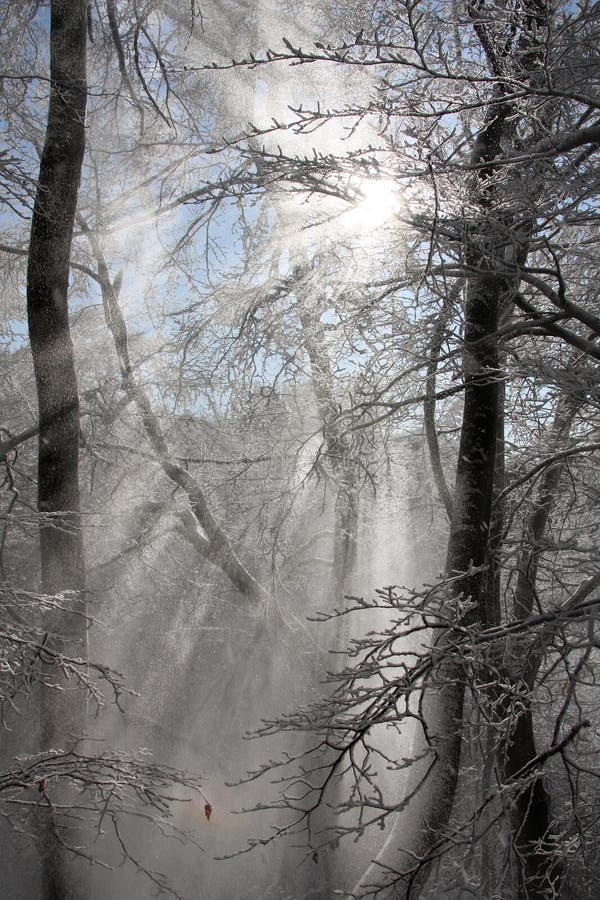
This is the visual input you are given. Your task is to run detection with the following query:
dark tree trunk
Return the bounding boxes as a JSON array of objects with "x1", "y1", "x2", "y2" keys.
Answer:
[
  {"x1": 499, "y1": 392, "x2": 581, "y2": 898},
  {"x1": 423, "y1": 283, "x2": 459, "y2": 522},
  {"x1": 503, "y1": 708, "x2": 558, "y2": 899},
  {"x1": 446, "y1": 266, "x2": 501, "y2": 626},
  {"x1": 357, "y1": 25, "x2": 532, "y2": 886},
  {"x1": 406, "y1": 251, "x2": 503, "y2": 894},
  {"x1": 351, "y1": 222, "x2": 504, "y2": 900},
  {"x1": 26, "y1": 2, "x2": 88, "y2": 897}
]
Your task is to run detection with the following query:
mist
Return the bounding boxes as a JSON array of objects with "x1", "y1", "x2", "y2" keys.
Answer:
[{"x1": 3, "y1": 1, "x2": 600, "y2": 899}]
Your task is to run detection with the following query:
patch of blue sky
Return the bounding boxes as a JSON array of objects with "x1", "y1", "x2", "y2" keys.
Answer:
[{"x1": 1, "y1": 318, "x2": 28, "y2": 351}]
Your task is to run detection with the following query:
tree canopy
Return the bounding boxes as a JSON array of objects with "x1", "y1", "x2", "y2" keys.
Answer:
[{"x1": 1, "y1": 1, "x2": 600, "y2": 898}]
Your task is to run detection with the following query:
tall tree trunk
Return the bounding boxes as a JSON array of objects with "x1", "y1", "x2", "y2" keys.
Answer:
[
  {"x1": 416, "y1": 5, "x2": 559, "y2": 892},
  {"x1": 352, "y1": 4, "x2": 548, "y2": 883},
  {"x1": 26, "y1": 3, "x2": 88, "y2": 897},
  {"x1": 499, "y1": 391, "x2": 581, "y2": 898},
  {"x1": 384, "y1": 93, "x2": 509, "y2": 895},
  {"x1": 406, "y1": 246, "x2": 503, "y2": 894},
  {"x1": 350, "y1": 221, "x2": 504, "y2": 899}
]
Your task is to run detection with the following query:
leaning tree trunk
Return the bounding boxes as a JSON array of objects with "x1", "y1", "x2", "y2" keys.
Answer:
[{"x1": 26, "y1": 3, "x2": 88, "y2": 898}]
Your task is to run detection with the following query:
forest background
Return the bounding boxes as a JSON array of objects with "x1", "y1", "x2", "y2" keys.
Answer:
[{"x1": 1, "y1": 1, "x2": 600, "y2": 899}]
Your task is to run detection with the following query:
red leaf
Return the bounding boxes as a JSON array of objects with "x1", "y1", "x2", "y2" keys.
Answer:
[{"x1": 204, "y1": 802, "x2": 212, "y2": 821}]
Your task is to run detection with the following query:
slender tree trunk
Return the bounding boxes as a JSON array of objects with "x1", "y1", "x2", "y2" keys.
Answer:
[
  {"x1": 479, "y1": 306, "x2": 510, "y2": 894},
  {"x1": 350, "y1": 222, "x2": 504, "y2": 898},
  {"x1": 26, "y1": 3, "x2": 88, "y2": 897},
  {"x1": 406, "y1": 251, "x2": 503, "y2": 893},
  {"x1": 352, "y1": 6, "x2": 547, "y2": 876},
  {"x1": 433, "y1": 5, "x2": 559, "y2": 890},
  {"x1": 423, "y1": 283, "x2": 460, "y2": 522},
  {"x1": 498, "y1": 391, "x2": 581, "y2": 898},
  {"x1": 80, "y1": 224, "x2": 267, "y2": 607}
]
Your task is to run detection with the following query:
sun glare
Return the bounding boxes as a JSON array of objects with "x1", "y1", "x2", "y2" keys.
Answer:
[{"x1": 348, "y1": 177, "x2": 401, "y2": 232}]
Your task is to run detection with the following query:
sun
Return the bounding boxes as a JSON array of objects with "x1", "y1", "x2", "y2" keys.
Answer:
[{"x1": 348, "y1": 177, "x2": 401, "y2": 232}]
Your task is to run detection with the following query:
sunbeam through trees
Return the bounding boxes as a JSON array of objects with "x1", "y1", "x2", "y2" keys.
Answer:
[{"x1": 1, "y1": 1, "x2": 600, "y2": 898}]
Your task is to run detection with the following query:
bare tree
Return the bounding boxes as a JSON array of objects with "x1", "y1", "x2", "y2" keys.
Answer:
[
  {"x1": 2, "y1": 1, "x2": 600, "y2": 898},
  {"x1": 196, "y1": 2, "x2": 600, "y2": 897},
  {"x1": 25, "y1": 3, "x2": 89, "y2": 896}
]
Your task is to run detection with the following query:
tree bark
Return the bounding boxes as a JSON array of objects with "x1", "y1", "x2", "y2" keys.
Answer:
[
  {"x1": 408, "y1": 6, "x2": 562, "y2": 894},
  {"x1": 351, "y1": 6, "x2": 555, "y2": 890},
  {"x1": 26, "y1": 2, "x2": 88, "y2": 898},
  {"x1": 423, "y1": 283, "x2": 459, "y2": 522},
  {"x1": 402, "y1": 237, "x2": 503, "y2": 896},
  {"x1": 350, "y1": 205, "x2": 505, "y2": 900},
  {"x1": 499, "y1": 391, "x2": 582, "y2": 898}
]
